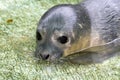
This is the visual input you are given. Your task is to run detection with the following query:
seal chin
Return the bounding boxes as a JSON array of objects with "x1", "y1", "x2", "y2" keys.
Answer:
[{"x1": 47, "y1": 53, "x2": 62, "y2": 62}]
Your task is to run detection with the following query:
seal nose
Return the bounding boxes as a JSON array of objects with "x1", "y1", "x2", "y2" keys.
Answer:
[{"x1": 40, "y1": 54, "x2": 50, "y2": 60}]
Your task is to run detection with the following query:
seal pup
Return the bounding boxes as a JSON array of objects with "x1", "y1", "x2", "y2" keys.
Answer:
[{"x1": 35, "y1": 0, "x2": 120, "y2": 64}]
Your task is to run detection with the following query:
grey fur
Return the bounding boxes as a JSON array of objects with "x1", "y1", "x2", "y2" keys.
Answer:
[{"x1": 83, "y1": 0, "x2": 120, "y2": 42}]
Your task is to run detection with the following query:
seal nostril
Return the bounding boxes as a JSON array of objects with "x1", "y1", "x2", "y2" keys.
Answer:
[
  {"x1": 40, "y1": 54, "x2": 50, "y2": 60},
  {"x1": 45, "y1": 54, "x2": 50, "y2": 60}
]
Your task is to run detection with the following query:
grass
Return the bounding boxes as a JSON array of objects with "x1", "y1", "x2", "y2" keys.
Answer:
[{"x1": 0, "y1": 0, "x2": 120, "y2": 80}]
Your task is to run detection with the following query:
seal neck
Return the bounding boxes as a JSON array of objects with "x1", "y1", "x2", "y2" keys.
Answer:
[{"x1": 70, "y1": 3, "x2": 91, "y2": 44}]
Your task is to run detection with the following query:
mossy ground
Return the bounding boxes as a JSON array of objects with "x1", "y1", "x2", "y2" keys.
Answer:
[{"x1": 0, "y1": 0, "x2": 120, "y2": 80}]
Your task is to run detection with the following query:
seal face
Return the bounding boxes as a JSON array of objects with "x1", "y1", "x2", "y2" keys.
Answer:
[
  {"x1": 35, "y1": 3, "x2": 92, "y2": 62},
  {"x1": 35, "y1": 5, "x2": 78, "y2": 61}
]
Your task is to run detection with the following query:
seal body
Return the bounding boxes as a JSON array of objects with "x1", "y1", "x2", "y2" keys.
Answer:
[
  {"x1": 35, "y1": 0, "x2": 120, "y2": 63},
  {"x1": 84, "y1": 0, "x2": 120, "y2": 44}
]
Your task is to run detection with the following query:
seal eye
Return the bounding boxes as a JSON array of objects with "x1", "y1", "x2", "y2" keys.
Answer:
[
  {"x1": 57, "y1": 36, "x2": 68, "y2": 44},
  {"x1": 36, "y1": 31, "x2": 42, "y2": 41}
]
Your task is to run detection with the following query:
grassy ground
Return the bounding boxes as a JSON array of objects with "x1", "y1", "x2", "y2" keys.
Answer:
[{"x1": 0, "y1": 0, "x2": 120, "y2": 80}]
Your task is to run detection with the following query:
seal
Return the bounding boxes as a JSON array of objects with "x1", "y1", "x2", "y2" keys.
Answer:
[{"x1": 35, "y1": 0, "x2": 120, "y2": 64}]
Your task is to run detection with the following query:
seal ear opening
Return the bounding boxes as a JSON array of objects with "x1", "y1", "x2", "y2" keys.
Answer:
[{"x1": 36, "y1": 31, "x2": 42, "y2": 41}]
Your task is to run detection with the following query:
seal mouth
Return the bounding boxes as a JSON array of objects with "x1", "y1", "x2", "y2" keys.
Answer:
[
  {"x1": 35, "y1": 51, "x2": 62, "y2": 61},
  {"x1": 34, "y1": 49, "x2": 68, "y2": 63},
  {"x1": 45, "y1": 53, "x2": 61, "y2": 62}
]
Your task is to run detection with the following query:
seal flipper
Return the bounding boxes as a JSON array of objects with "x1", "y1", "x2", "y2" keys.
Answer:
[{"x1": 65, "y1": 38, "x2": 120, "y2": 64}]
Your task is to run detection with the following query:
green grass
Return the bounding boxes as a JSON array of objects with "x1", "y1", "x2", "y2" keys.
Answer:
[{"x1": 0, "y1": 0, "x2": 120, "y2": 80}]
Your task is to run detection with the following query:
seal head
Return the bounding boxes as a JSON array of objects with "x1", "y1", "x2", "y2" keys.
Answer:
[
  {"x1": 35, "y1": 4, "x2": 91, "y2": 62},
  {"x1": 35, "y1": 4, "x2": 77, "y2": 61}
]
